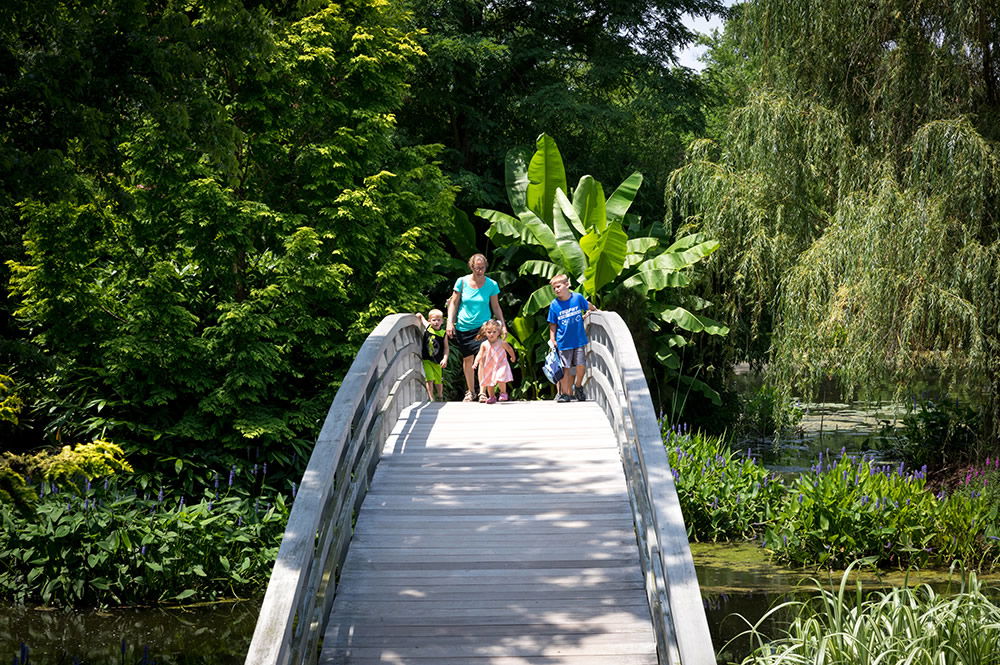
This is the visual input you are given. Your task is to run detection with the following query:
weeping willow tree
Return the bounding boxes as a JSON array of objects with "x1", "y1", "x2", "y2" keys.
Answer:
[{"x1": 669, "y1": 0, "x2": 1000, "y2": 437}]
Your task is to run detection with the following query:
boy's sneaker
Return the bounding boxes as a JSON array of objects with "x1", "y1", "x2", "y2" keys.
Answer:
[
  {"x1": 557, "y1": 393, "x2": 573, "y2": 403},
  {"x1": 574, "y1": 386, "x2": 586, "y2": 402}
]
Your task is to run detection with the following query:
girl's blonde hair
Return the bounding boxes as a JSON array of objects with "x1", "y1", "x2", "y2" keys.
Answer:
[{"x1": 475, "y1": 319, "x2": 504, "y2": 340}]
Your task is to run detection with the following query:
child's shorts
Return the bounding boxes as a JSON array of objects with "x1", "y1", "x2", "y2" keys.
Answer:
[
  {"x1": 422, "y1": 359, "x2": 443, "y2": 384},
  {"x1": 558, "y1": 346, "x2": 586, "y2": 369}
]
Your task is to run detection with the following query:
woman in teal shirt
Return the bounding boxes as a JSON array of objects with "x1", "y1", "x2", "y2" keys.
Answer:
[{"x1": 446, "y1": 253, "x2": 507, "y2": 401}]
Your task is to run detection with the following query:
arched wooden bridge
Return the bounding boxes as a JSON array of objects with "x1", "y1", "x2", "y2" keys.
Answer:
[{"x1": 245, "y1": 312, "x2": 715, "y2": 665}]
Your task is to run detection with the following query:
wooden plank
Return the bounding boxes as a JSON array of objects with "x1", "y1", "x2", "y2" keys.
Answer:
[{"x1": 323, "y1": 400, "x2": 657, "y2": 665}]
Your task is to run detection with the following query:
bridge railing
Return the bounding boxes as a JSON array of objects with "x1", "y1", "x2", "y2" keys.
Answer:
[
  {"x1": 587, "y1": 311, "x2": 716, "y2": 665},
  {"x1": 245, "y1": 313, "x2": 424, "y2": 665}
]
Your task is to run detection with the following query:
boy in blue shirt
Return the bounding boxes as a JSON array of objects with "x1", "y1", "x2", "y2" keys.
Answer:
[{"x1": 547, "y1": 274, "x2": 597, "y2": 402}]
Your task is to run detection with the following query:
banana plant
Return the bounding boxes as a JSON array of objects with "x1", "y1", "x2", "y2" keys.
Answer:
[{"x1": 476, "y1": 133, "x2": 729, "y2": 405}]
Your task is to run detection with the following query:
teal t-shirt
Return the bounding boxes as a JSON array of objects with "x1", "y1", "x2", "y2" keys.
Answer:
[{"x1": 453, "y1": 276, "x2": 499, "y2": 331}]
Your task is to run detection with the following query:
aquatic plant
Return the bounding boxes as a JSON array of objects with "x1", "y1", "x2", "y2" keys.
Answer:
[
  {"x1": 734, "y1": 564, "x2": 1000, "y2": 665},
  {"x1": 0, "y1": 466, "x2": 290, "y2": 606},
  {"x1": 764, "y1": 451, "x2": 1000, "y2": 569},
  {"x1": 664, "y1": 425, "x2": 783, "y2": 541}
]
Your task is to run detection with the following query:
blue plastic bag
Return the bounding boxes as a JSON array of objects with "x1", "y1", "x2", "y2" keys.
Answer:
[{"x1": 542, "y1": 348, "x2": 563, "y2": 384}]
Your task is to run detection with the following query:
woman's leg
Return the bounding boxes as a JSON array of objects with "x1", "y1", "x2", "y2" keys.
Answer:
[{"x1": 463, "y1": 354, "x2": 475, "y2": 393}]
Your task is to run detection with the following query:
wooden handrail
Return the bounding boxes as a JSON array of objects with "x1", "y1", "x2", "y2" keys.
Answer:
[
  {"x1": 244, "y1": 313, "x2": 424, "y2": 665},
  {"x1": 587, "y1": 311, "x2": 717, "y2": 665}
]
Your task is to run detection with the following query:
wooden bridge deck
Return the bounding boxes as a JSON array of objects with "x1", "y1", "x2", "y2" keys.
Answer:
[{"x1": 321, "y1": 400, "x2": 658, "y2": 665}]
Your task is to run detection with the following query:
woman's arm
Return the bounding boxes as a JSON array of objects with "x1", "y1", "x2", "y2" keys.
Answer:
[
  {"x1": 489, "y1": 294, "x2": 506, "y2": 331},
  {"x1": 447, "y1": 285, "x2": 461, "y2": 337}
]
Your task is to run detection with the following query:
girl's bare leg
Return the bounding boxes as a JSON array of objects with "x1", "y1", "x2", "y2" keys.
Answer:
[
  {"x1": 486, "y1": 385, "x2": 495, "y2": 397},
  {"x1": 497, "y1": 381, "x2": 507, "y2": 395}
]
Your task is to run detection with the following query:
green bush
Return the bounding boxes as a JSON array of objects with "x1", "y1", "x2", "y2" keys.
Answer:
[
  {"x1": 664, "y1": 425, "x2": 783, "y2": 541},
  {"x1": 886, "y1": 398, "x2": 982, "y2": 468},
  {"x1": 0, "y1": 469, "x2": 289, "y2": 606},
  {"x1": 763, "y1": 452, "x2": 1000, "y2": 569},
  {"x1": 735, "y1": 384, "x2": 803, "y2": 440},
  {"x1": 664, "y1": 425, "x2": 1000, "y2": 570}
]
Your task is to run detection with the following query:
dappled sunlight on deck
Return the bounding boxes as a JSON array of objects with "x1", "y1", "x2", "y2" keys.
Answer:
[{"x1": 322, "y1": 401, "x2": 656, "y2": 664}]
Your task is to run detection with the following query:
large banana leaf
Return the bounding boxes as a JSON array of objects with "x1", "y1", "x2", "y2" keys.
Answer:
[
  {"x1": 620, "y1": 269, "x2": 691, "y2": 293},
  {"x1": 658, "y1": 306, "x2": 730, "y2": 335},
  {"x1": 521, "y1": 283, "x2": 556, "y2": 315},
  {"x1": 518, "y1": 209, "x2": 560, "y2": 262},
  {"x1": 505, "y1": 147, "x2": 532, "y2": 215},
  {"x1": 571, "y1": 176, "x2": 606, "y2": 233},
  {"x1": 637, "y1": 240, "x2": 720, "y2": 272},
  {"x1": 605, "y1": 172, "x2": 643, "y2": 222},
  {"x1": 518, "y1": 259, "x2": 561, "y2": 280},
  {"x1": 553, "y1": 190, "x2": 587, "y2": 280},
  {"x1": 526, "y1": 133, "x2": 566, "y2": 225},
  {"x1": 479, "y1": 208, "x2": 532, "y2": 245},
  {"x1": 580, "y1": 220, "x2": 628, "y2": 296},
  {"x1": 624, "y1": 237, "x2": 660, "y2": 268},
  {"x1": 665, "y1": 232, "x2": 710, "y2": 252},
  {"x1": 451, "y1": 207, "x2": 478, "y2": 257},
  {"x1": 677, "y1": 374, "x2": 722, "y2": 405},
  {"x1": 627, "y1": 237, "x2": 660, "y2": 254},
  {"x1": 509, "y1": 315, "x2": 535, "y2": 351}
]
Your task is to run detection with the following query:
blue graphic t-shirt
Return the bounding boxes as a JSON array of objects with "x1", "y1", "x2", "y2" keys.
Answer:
[
  {"x1": 453, "y1": 276, "x2": 500, "y2": 331},
  {"x1": 547, "y1": 292, "x2": 590, "y2": 350}
]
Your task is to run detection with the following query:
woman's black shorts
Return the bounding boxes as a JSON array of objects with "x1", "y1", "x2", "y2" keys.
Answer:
[{"x1": 453, "y1": 328, "x2": 481, "y2": 357}]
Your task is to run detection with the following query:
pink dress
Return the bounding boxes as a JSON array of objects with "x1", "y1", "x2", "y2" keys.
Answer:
[{"x1": 476, "y1": 340, "x2": 513, "y2": 387}]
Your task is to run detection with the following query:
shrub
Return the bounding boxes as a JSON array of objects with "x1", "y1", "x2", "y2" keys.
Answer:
[
  {"x1": 664, "y1": 425, "x2": 783, "y2": 541},
  {"x1": 886, "y1": 398, "x2": 982, "y2": 468},
  {"x1": 0, "y1": 467, "x2": 289, "y2": 606},
  {"x1": 764, "y1": 451, "x2": 1000, "y2": 569}
]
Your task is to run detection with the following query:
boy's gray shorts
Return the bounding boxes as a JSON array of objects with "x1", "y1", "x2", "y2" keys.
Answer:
[{"x1": 558, "y1": 346, "x2": 586, "y2": 369}]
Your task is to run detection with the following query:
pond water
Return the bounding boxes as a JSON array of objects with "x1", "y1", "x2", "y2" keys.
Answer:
[
  {"x1": 694, "y1": 541, "x2": 1000, "y2": 664},
  {"x1": 742, "y1": 399, "x2": 904, "y2": 474},
  {"x1": 0, "y1": 599, "x2": 258, "y2": 664}
]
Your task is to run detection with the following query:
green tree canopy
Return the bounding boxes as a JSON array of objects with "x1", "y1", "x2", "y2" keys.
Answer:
[
  {"x1": 670, "y1": 0, "x2": 1000, "y2": 435},
  {"x1": 396, "y1": 0, "x2": 726, "y2": 222},
  {"x1": 3, "y1": 0, "x2": 455, "y2": 465}
]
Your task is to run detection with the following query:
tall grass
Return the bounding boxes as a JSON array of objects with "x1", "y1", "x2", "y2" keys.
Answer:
[{"x1": 734, "y1": 564, "x2": 1000, "y2": 665}]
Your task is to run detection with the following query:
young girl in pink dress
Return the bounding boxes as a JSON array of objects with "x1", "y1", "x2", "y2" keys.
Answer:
[{"x1": 472, "y1": 319, "x2": 517, "y2": 403}]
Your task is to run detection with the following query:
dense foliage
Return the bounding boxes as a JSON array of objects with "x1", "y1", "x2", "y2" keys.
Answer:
[
  {"x1": 0, "y1": 464, "x2": 287, "y2": 606},
  {"x1": 1, "y1": 0, "x2": 456, "y2": 470},
  {"x1": 397, "y1": 0, "x2": 726, "y2": 221},
  {"x1": 670, "y1": 0, "x2": 1000, "y2": 441},
  {"x1": 666, "y1": 428, "x2": 1000, "y2": 571}
]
